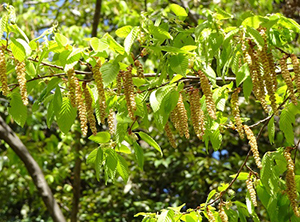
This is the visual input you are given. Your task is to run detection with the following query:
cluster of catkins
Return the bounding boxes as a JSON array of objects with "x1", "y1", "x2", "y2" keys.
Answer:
[
  {"x1": 116, "y1": 59, "x2": 145, "y2": 120},
  {"x1": 165, "y1": 70, "x2": 216, "y2": 147},
  {"x1": 242, "y1": 29, "x2": 300, "y2": 114},
  {"x1": 66, "y1": 58, "x2": 117, "y2": 137}
]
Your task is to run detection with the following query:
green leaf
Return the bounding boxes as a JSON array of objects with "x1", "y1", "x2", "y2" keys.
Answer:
[
  {"x1": 57, "y1": 97, "x2": 77, "y2": 134},
  {"x1": 203, "y1": 64, "x2": 216, "y2": 86},
  {"x1": 55, "y1": 33, "x2": 69, "y2": 46},
  {"x1": 169, "y1": 4, "x2": 187, "y2": 19},
  {"x1": 117, "y1": 154, "x2": 129, "y2": 183},
  {"x1": 124, "y1": 26, "x2": 139, "y2": 54},
  {"x1": 149, "y1": 25, "x2": 172, "y2": 40},
  {"x1": 10, "y1": 38, "x2": 26, "y2": 62},
  {"x1": 104, "y1": 33, "x2": 125, "y2": 55},
  {"x1": 53, "y1": 87, "x2": 62, "y2": 117},
  {"x1": 105, "y1": 149, "x2": 118, "y2": 182},
  {"x1": 169, "y1": 54, "x2": 188, "y2": 76},
  {"x1": 180, "y1": 45, "x2": 197, "y2": 52},
  {"x1": 268, "y1": 117, "x2": 275, "y2": 144},
  {"x1": 116, "y1": 25, "x2": 132, "y2": 38},
  {"x1": 88, "y1": 131, "x2": 111, "y2": 144},
  {"x1": 214, "y1": 7, "x2": 233, "y2": 20},
  {"x1": 243, "y1": 76, "x2": 253, "y2": 101},
  {"x1": 0, "y1": 14, "x2": 8, "y2": 40},
  {"x1": 90, "y1": 37, "x2": 109, "y2": 52},
  {"x1": 205, "y1": 190, "x2": 216, "y2": 205},
  {"x1": 95, "y1": 147, "x2": 104, "y2": 181},
  {"x1": 279, "y1": 107, "x2": 295, "y2": 145},
  {"x1": 242, "y1": 15, "x2": 264, "y2": 29},
  {"x1": 133, "y1": 142, "x2": 144, "y2": 170},
  {"x1": 86, "y1": 148, "x2": 97, "y2": 164},
  {"x1": 8, "y1": 91, "x2": 27, "y2": 127},
  {"x1": 236, "y1": 63, "x2": 250, "y2": 86},
  {"x1": 116, "y1": 144, "x2": 131, "y2": 154},
  {"x1": 246, "y1": 26, "x2": 264, "y2": 49},
  {"x1": 170, "y1": 74, "x2": 183, "y2": 84},
  {"x1": 230, "y1": 172, "x2": 249, "y2": 180},
  {"x1": 157, "y1": 210, "x2": 175, "y2": 222},
  {"x1": 138, "y1": 132, "x2": 163, "y2": 156},
  {"x1": 101, "y1": 62, "x2": 120, "y2": 85}
]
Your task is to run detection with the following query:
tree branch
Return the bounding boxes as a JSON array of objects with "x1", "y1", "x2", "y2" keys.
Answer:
[
  {"x1": 0, "y1": 116, "x2": 66, "y2": 222},
  {"x1": 70, "y1": 132, "x2": 82, "y2": 222},
  {"x1": 92, "y1": 0, "x2": 103, "y2": 37}
]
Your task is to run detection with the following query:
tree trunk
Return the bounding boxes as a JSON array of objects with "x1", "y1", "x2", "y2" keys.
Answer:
[
  {"x1": 92, "y1": 0, "x2": 103, "y2": 37},
  {"x1": 70, "y1": 133, "x2": 82, "y2": 222},
  {"x1": 0, "y1": 116, "x2": 66, "y2": 222}
]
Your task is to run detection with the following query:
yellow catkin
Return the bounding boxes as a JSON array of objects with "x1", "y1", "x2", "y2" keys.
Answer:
[
  {"x1": 280, "y1": 55, "x2": 298, "y2": 105},
  {"x1": 189, "y1": 88, "x2": 205, "y2": 139},
  {"x1": 116, "y1": 71, "x2": 123, "y2": 95},
  {"x1": 291, "y1": 54, "x2": 300, "y2": 94},
  {"x1": 67, "y1": 68, "x2": 77, "y2": 107},
  {"x1": 165, "y1": 121, "x2": 177, "y2": 148},
  {"x1": 16, "y1": 61, "x2": 28, "y2": 106},
  {"x1": 134, "y1": 60, "x2": 144, "y2": 79},
  {"x1": 246, "y1": 41, "x2": 269, "y2": 113},
  {"x1": 0, "y1": 48, "x2": 8, "y2": 96},
  {"x1": 177, "y1": 93, "x2": 190, "y2": 139},
  {"x1": 231, "y1": 88, "x2": 244, "y2": 139},
  {"x1": 74, "y1": 78, "x2": 88, "y2": 137},
  {"x1": 267, "y1": 51, "x2": 278, "y2": 95},
  {"x1": 170, "y1": 107, "x2": 184, "y2": 137},
  {"x1": 258, "y1": 30, "x2": 277, "y2": 115},
  {"x1": 244, "y1": 125, "x2": 262, "y2": 169},
  {"x1": 108, "y1": 109, "x2": 115, "y2": 135},
  {"x1": 123, "y1": 65, "x2": 136, "y2": 120},
  {"x1": 246, "y1": 173, "x2": 257, "y2": 207},
  {"x1": 199, "y1": 70, "x2": 217, "y2": 120},
  {"x1": 284, "y1": 147, "x2": 300, "y2": 217},
  {"x1": 207, "y1": 208, "x2": 215, "y2": 222},
  {"x1": 83, "y1": 83, "x2": 97, "y2": 136},
  {"x1": 93, "y1": 58, "x2": 107, "y2": 123},
  {"x1": 218, "y1": 203, "x2": 228, "y2": 222}
]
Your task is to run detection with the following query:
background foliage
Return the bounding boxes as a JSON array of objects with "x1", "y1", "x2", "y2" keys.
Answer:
[{"x1": 0, "y1": 0, "x2": 300, "y2": 221}]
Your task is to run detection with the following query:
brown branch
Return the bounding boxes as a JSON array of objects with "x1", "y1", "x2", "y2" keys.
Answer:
[
  {"x1": 0, "y1": 116, "x2": 66, "y2": 222},
  {"x1": 70, "y1": 132, "x2": 82, "y2": 222},
  {"x1": 92, "y1": 0, "x2": 103, "y2": 37}
]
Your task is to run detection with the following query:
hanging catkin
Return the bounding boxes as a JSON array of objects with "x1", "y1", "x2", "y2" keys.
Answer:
[
  {"x1": 0, "y1": 48, "x2": 8, "y2": 96},
  {"x1": 231, "y1": 88, "x2": 244, "y2": 139},
  {"x1": 67, "y1": 68, "x2": 77, "y2": 107},
  {"x1": 92, "y1": 58, "x2": 107, "y2": 123},
  {"x1": 176, "y1": 93, "x2": 189, "y2": 139},
  {"x1": 199, "y1": 70, "x2": 216, "y2": 120},
  {"x1": 291, "y1": 54, "x2": 300, "y2": 94},
  {"x1": 244, "y1": 125, "x2": 262, "y2": 169},
  {"x1": 74, "y1": 78, "x2": 88, "y2": 137},
  {"x1": 123, "y1": 65, "x2": 136, "y2": 120},
  {"x1": 246, "y1": 173, "x2": 257, "y2": 206},
  {"x1": 189, "y1": 88, "x2": 205, "y2": 139},
  {"x1": 164, "y1": 121, "x2": 177, "y2": 148},
  {"x1": 284, "y1": 147, "x2": 300, "y2": 217},
  {"x1": 16, "y1": 61, "x2": 28, "y2": 106},
  {"x1": 83, "y1": 83, "x2": 97, "y2": 136},
  {"x1": 280, "y1": 55, "x2": 297, "y2": 105}
]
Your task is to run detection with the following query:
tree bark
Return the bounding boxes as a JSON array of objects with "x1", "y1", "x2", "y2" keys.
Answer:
[
  {"x1": 70, "y1": 133, "x2": 82, "y2": 222},
  {"x1": 92, "y1": 0, "x2": 103, "y2": 37},
  {"x1": 0, "y1": 116, "x2": 66, "y2": 222}
]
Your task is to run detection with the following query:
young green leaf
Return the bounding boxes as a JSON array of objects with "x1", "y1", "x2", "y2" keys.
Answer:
[
  {"x1": 138, "y1": 131, "x2": 163, "y2": 156},
  {"x1": 57, "y1": 97, "x2": 77, "y2": 134},
  {"x1": 88, "y1": 131, "x2": 111, "y2": 144}
]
